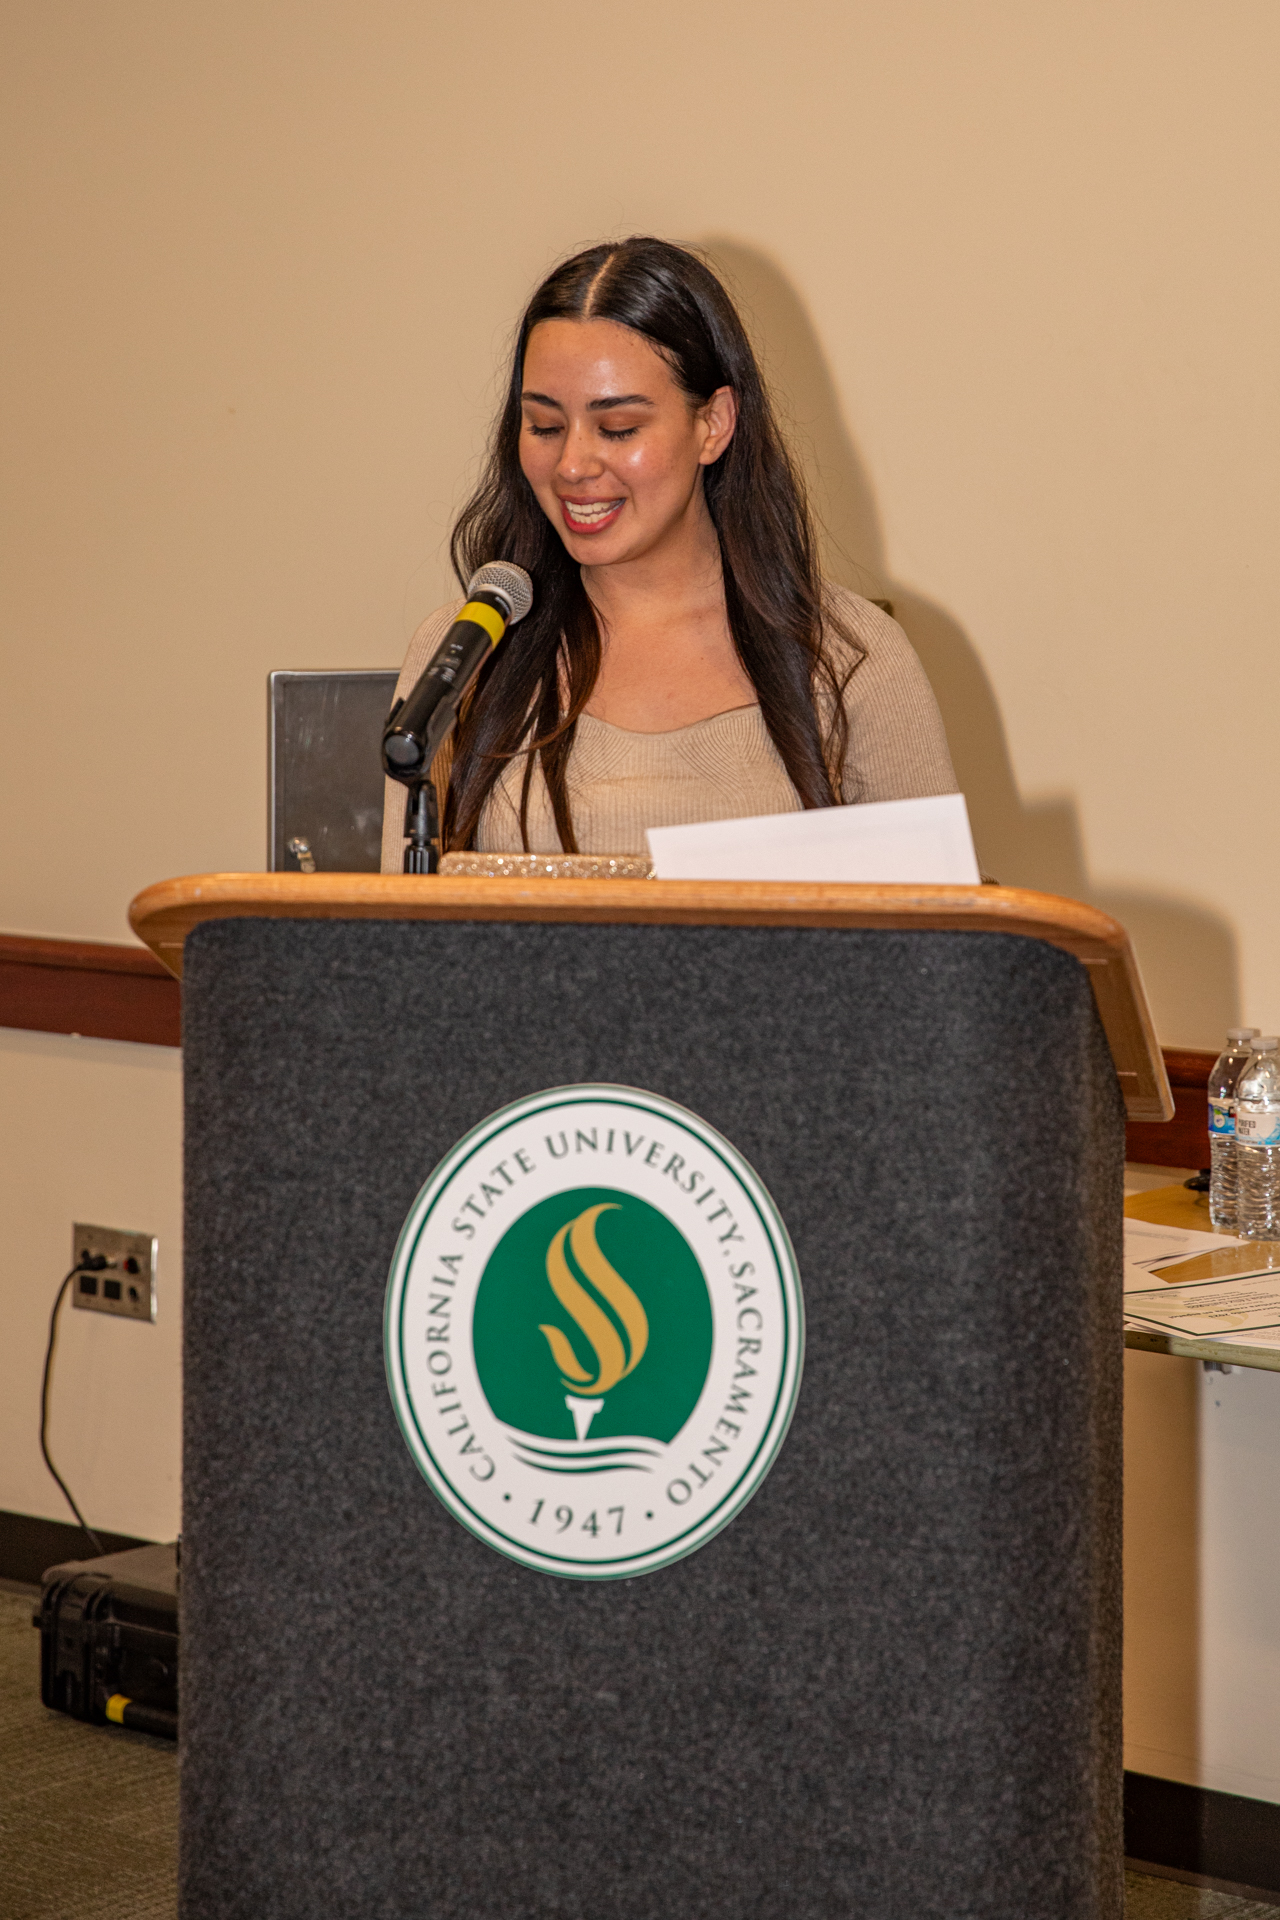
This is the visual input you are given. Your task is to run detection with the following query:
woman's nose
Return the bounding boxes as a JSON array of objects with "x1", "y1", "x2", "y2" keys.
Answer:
[{"x1": 556, "y1": 423, "x2": 603, "y2": 483}]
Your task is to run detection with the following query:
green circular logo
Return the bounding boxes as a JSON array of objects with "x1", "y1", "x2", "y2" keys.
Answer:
[{"x1": 384, "y1": 1086, "x2": 803, "y2": 1579}]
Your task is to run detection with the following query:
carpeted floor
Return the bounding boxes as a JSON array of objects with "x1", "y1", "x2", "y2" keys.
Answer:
[
  {"x1": 1125, "y1": 1874, "x2": 1280, "y2": 1919},
  {"x1": 1, "y1": 1583, "x2": 1278, "y2": 1919}
]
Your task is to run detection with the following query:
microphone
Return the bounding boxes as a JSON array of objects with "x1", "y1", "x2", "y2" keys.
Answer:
[{"x1": 382, "y1": 562, "x2": 533, "y2": 784}]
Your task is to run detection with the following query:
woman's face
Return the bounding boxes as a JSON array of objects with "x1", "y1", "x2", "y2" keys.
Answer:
[{"x1": 518, "y1": 318, "x2": 736, "y2": 567}]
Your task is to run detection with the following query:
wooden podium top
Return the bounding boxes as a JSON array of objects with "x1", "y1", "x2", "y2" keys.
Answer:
[{"x1": 128, "y1": 873, "x2": 1173, "y2": 1122}]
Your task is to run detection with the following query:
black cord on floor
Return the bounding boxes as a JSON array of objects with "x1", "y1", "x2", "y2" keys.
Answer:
[{"x1": 40, "y1": 1268, "x2": 105, "y2": 1557}]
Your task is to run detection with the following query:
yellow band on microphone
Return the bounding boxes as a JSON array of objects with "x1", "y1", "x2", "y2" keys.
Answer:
[
  {"x1": 459, "y1": 599, "x2": 506, "y2": 648},
  {"x1": 105, "y1": 1694, "x2": 130, "y2": 1724}
]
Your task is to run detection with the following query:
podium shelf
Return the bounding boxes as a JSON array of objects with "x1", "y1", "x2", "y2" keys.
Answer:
[{"x1": 128, "y1": 872, "x2": 1172, "y2": 1122}]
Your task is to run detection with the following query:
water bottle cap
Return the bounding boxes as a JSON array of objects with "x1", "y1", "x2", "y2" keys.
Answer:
[
  {"x1": 1253, "y1": 1036, "x2": 1279, "y2": 1053},
  {"x1": 1229, "y1": 1027, "x2": 1261, "y2": 1042}
]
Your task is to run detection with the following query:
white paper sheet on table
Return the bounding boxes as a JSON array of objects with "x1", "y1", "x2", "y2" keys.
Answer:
[
  {"x1": 1123, "y1": 1217, "x2": 1280, "y2": 1344},
  {"x1": 645, "y1": 792, "x2": 982, "y2": 884}
]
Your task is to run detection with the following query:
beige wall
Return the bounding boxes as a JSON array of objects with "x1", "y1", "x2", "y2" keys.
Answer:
[
  {"x1": 0, "y1": 1029, "x2": 182, "y2": 1541},
  {"x1": 3, "y1": 0, "x2": 1279, "y2": 1788},
  {"x1": 4, "y1": 0, "x2": 1278, "y2": 1045}
]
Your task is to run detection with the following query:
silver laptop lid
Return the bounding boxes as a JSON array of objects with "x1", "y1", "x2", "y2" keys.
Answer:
[{"x1": 268, "y1": 670, "x2": 399, "y2": 872}]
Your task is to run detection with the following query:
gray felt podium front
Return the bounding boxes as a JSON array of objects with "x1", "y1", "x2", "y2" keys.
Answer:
[{"x1": 131, "y1": 874, "x2": 1171, "y2": 1920}]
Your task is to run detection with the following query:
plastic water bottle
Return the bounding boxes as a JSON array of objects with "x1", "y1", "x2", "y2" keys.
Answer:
[
  {"x1": 1235, "y1": 1036, "x2": 1280, "y2": 1239},
  {"x1": 1208, "y1": 1027, "x2": 1260, "y2": 1230}
]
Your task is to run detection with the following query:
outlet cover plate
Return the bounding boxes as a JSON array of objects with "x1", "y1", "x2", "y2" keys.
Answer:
[{"x1": 71, "y1": 1223, "x2": 157, "y2": 1323}]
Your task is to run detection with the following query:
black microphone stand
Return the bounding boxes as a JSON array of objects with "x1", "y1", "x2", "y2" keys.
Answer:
[{"x1": 403, "y1": 777, "x2": 440, "y2": 874}]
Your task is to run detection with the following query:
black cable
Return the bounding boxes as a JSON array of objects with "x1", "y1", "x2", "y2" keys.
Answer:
[{"x1": 40, "y1": 1267, "x2": 106, "y2": 1556}]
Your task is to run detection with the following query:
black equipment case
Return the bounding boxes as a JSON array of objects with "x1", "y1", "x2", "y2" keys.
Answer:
[{"x1": 36, "y1": 1540, "x2": 178, "y2": 1738}]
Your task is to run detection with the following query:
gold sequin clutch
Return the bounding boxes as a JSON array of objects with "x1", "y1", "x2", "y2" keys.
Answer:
[{"x1": 437, "y1": 852, "x2": 654, "y2": 880}]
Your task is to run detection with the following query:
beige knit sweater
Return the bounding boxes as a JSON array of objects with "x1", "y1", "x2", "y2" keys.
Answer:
[{"x1": 380, "y1": 585, "x2": 956, "y2": 867}]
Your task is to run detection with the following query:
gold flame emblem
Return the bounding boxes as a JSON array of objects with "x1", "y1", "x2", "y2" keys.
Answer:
[{"x1": 538, "y1": 1203, "x2": 649, "y2": 1396}]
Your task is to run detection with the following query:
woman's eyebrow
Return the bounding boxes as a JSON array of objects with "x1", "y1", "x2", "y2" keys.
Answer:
[
  {"x1": 520, "y1": 391, "x2": 655, "y2": 411},
  {"x1": 588, "y1": 394, "x2": 653, "y2": 411}
]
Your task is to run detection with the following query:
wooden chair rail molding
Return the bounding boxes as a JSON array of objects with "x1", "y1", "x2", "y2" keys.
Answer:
[
  {"x1": 123, "y1": 872, "x2": 1174, "y2": 1125},
  {"x1": 0, "y1": 931, "x2": 181, "y2": 1048},
  {"x1": 3, "y1": 885, "x2": 1198, "y2": 1143},
  {"x1": 1126, "y1": 1048, "x2": 1217, "y2": 1170}
]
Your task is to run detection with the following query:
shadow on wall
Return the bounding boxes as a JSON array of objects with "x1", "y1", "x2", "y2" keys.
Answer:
[{"x1": 699, "y1": 236, "x2": 1238, "y2": 1048}]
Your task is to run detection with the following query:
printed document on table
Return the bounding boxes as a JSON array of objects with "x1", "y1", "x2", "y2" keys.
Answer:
[
  {"x1": 1123, "y1": 1217, "x2": 1280, "y2": 1345},
  {"x1": 1124, "y1": 1217, "x2": 1244, "y2": 1280}
]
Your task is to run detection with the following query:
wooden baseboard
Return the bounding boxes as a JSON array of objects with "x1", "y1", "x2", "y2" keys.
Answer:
[
  {"x1": 1125, "y1": 1770, "x2": 1280, "y2": 1896},
  {"x1": 8, "y1": 1517, "x2": 1275, "y2": 1891},
  {"x1": 0, "y1": 1508, "x2": 154, "y2": 1587}
]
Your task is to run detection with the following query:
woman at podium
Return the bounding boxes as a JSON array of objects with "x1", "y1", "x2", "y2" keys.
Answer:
[{"x1": 381, "y1": 237, "x2": 956, "y2": 866}]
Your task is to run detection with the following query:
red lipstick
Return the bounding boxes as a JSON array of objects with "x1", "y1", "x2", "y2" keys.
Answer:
[{"x1": 559, "y1": 497, "x2": 625, "y2": 536}]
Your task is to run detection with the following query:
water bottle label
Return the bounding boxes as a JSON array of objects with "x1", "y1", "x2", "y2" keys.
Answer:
[
  {"x1": 1209, "y1": 1097, "x2": 1235, "y2": 1139},
  {"x1": 1236, "y1": 1108, "x2": 1280, "y2": 1148}
]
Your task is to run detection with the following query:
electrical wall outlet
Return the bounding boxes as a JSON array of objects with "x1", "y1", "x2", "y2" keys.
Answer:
[{"x1": 71, "y1": 1224, "x2": 157, "y2": 1323}]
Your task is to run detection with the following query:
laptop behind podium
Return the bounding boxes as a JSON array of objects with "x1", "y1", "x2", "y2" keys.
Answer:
[{"x1": 268, "y1": 670, "x2": 398, "y2": 873}]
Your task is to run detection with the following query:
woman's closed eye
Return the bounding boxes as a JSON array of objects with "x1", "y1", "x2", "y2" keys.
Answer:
[{"x1": 523, "y1": 418, "x2": 641, "y2": 442}]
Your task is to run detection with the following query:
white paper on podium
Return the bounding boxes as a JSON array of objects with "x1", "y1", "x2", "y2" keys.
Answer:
[{"x1": 646, "y1": 792, "x2": 982, "y2": 884}]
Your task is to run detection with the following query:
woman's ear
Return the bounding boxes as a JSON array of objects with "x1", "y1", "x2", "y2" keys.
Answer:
[{"x1": 697, "y1": 386, "x2": 738, "y2": 465}]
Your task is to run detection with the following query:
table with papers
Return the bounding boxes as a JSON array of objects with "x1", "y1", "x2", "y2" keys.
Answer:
[{"x1": 1124, "y1": 1182, "x2": 1280, "y2": 1372}]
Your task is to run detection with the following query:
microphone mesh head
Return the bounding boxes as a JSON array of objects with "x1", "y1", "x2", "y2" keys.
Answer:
[{"x1": 468, "y1": 562, "x2": 534, "y2": 625}]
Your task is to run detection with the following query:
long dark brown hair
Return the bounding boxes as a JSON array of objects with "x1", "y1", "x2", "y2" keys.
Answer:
[{"x1": 445, "y1": 237, "x2": 856, "y2": 852}]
